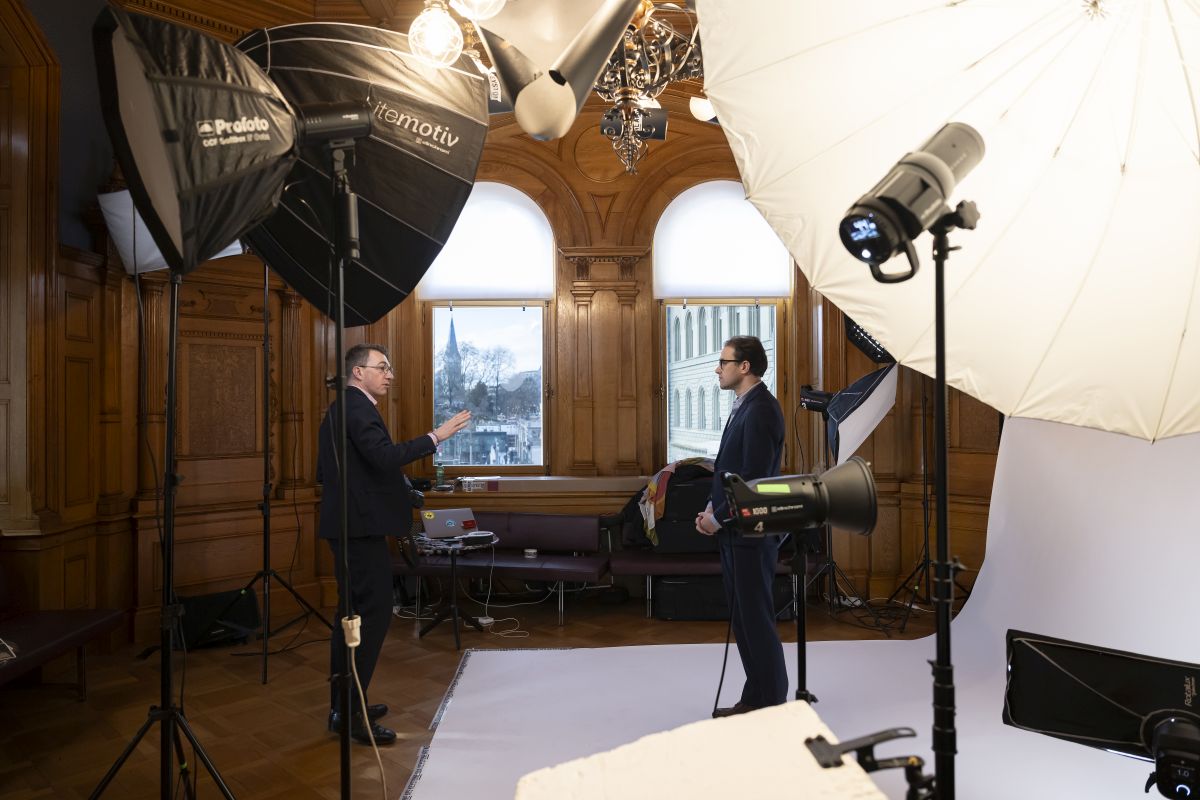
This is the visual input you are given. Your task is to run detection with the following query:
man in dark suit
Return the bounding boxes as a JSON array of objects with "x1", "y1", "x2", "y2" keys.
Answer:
[
  {"x1": 318, "y1": 343, "x2": 470, "y2": 745},
  {"x1": 695, "y1": 335, "x2": 787, "y2": 717}
]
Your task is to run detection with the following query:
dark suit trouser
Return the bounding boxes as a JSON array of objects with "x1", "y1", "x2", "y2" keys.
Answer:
[
  {"x1": 718, "y1": 532, "x2": 787, "y2": 708},
  {"x1": 328, "y1": 536, "x2": 393, "y2": 713}
]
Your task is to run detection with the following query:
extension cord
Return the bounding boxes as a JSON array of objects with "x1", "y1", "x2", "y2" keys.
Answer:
[{"x1": 477, "y1": 616, "x2": 494, "y2": 627}]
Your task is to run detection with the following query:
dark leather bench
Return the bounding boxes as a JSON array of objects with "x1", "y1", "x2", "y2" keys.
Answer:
[
  {"x1": 0, "y1": 608, "x2": 125, "y2": 700},
  {"x1": 394, "y1": 512, "x2": 608, "y2": 625},
  {"x1": 610, "y1": 548, "x2": 794, "y2": 617}
]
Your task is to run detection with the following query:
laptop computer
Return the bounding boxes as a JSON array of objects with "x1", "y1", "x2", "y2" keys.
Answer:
[{"x1": 420, "y1": 507, "x2": 479, "y2": 539}]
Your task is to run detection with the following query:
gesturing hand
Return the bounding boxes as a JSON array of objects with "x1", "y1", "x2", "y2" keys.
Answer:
[{"x1": 435, "y1": 410, "x2": 472, "y2": 442}]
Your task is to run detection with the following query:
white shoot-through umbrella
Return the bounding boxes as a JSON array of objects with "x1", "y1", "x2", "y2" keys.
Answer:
[{"x1": 697, "y1": 0, "x2": 1200, "y2": 441}]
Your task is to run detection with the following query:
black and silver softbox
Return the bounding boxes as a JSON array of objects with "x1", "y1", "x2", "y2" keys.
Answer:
[
  {"x1": 94, "y1": 6, "x2": 297, "y2": 274},
  {"x1": 236, "y1": 23, "x2": 489, "y2": 325}
]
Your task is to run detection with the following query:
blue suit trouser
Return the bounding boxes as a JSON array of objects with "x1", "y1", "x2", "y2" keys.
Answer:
[{"x1": 718, "y1": 532, "x2": 787, "y2": 708}]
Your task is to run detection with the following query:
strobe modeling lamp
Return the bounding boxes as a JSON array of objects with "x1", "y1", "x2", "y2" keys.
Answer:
[
  {"x1": 721, "y1": 456, "x2": 877, "y2": 537},
  {"x1": 838, "y1": 122, "x2": 984, "y2": 282}
]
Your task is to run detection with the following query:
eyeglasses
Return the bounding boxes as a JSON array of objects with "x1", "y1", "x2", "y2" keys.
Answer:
[
  {"x1": 361, "y1": 363, "x2": 394, "y2": 375},
  {"x1": 717, "y1": 358, "x2": 744, "y2": 368}
]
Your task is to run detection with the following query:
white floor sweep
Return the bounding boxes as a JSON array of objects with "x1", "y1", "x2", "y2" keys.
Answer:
[{"x1": 405, "y1": 419, "x2": 1200, "y2": 799}]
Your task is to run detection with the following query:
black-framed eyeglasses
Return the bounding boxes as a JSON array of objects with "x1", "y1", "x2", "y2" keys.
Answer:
[
  {"x1": 362, "y1": 363, "x2": 394, "y2": 374},
  {"x1": 717, "y1": 358, "x2": 744, "y2": 367}
]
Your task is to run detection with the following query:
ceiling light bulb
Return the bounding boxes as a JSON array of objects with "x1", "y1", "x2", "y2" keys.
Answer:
[
  {"x1": 449, "y1": 0, "x2": 507, "y2": 20},
  {"x1": 409, "y1": 1, "x2": 464, "y2": 67}
]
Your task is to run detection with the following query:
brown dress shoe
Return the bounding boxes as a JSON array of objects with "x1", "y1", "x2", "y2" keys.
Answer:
[{"x1": 712, "y1": 702, "x2": 759, "y2": 718}]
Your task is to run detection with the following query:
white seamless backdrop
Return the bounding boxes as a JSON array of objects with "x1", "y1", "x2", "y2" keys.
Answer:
[{"x1": 804, "y1": 416, "x2": 1200, "y2": 798}]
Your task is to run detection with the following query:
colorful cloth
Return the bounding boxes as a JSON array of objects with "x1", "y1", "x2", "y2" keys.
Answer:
[{"x1": 638, "y1": 457, "x2": 715, "y2": 546}]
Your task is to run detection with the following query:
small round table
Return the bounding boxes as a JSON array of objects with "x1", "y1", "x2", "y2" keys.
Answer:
[{"x1": 414, "y1": 533, "x2": 499, "y2": 650}]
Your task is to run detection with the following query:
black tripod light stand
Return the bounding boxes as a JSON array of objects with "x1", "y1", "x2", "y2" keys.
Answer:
[
  {"x1": 884, "y1": 381, "x2": 933, "y2": 632},
  {"x1": 91, "y1": 271, "x2": 236, "y2": 800},
  {"x1": 230, "y1": 264, "x2": 333, "y2": 685},
  {"x1": 838, "y1": 120, "x2": 986, "y2": 799},
  {"x1": 800, "y1": 404, "x2": 884, "y2": 627}
]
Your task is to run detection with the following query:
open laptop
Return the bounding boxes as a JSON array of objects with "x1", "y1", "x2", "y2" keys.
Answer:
[{"x1": 420, "y1": 507, "x2": 479, "y2": 539}]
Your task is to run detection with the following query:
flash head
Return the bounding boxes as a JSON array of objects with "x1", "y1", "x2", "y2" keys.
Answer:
[
  {"x1": 721, "y1": 456, "x2": 877, "y2": 537},
  {"x1": 839, "y1": 122, "x2": 984, "y2": 282}
]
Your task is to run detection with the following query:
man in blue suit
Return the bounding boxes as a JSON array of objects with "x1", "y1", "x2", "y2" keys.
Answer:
[
  {"x1": 695, "y1": 335, "x2": 787, "y2": 716},
  {"x1": 318, "y1": 343, "x2": 469, "y2": 744}
]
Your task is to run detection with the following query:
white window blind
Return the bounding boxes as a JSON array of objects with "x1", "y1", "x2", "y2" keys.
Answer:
[
  {"x1": 653, "y1": 180, "x2": 791, "y2": 298},
  {"x1": 416, "y1": 181, "x2": 554, "y2": 299}
]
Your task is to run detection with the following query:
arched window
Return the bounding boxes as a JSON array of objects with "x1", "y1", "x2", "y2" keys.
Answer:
[
  {"x1": 714, "y1": 314, "x2": 723, "y2": 352},
  {"x1": 698, "y1": 388, "x2": 706, "y2": 430},
  {"x1": 686, "y1": 310, "x2": 694, "y2": 359},
  {"x1": 698, "y1": 309, "x2": 708, "y2": 355},
  {"x1": 750, "y1": 305, "x2": 760, "y2": 336},
  {"x1": 685, "y1": 389, "x2": 693, "y2": 428},
  {"x1": 672, "y1": 389, "x2": 680, "y2": 426},
  {"x1": 734, "y1": 310, "x2": 742, "y2": 335},
  {"x1": 419, "y1": 181, "x2": 552, "y2": 468},
  {"x1": 653, "y1": 181, "x2": 791, "y2": 298},
  {"x1": 712, "y1": 388, "x2": 721, "y2": 430},
  {"x1": 672, "y1": 318, "x2": 681, "y2": 362}
]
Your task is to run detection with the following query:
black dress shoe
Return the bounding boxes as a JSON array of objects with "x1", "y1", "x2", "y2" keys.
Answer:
[
  {"x1": 712, "y1": 702, "x2": 759, "y2": 718},
  {"x1": 327, "y1": 704, "x2": 387, "y2": 733},
  {"x1": 350, "y1": 718, "x2": 396, "y2": 746}
]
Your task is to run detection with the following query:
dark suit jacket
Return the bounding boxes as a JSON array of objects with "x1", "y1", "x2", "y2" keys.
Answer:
[
  {"x1": 710, "y1": 382, "x2": 785, "y2": 530},
  {"x1": 317, "y1": 388, "x2": 436, "y2": 540}
]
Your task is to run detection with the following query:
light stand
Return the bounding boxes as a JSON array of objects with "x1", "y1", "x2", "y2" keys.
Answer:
[
  {"x1": 790, "y1": 528, "x2": 819, "y2": 703},
  {"x1": 91, "y1": 272, "x2": 235, "y2": 800},
  {"x1": 884, "y1": 380, "x2": 933, "y2": 632},
  {"x1": 218, "y1": 265, "x2": 333, "y2": 685},
  {"x1": 927, "y1": 200, "x2": 979, "y2": 800},
  {"x1": 329, "y1": 139, "x2": 360, "y2": 797},
  {"x1": 804, "y1": 410, "x2": 883, "y2": 627}
]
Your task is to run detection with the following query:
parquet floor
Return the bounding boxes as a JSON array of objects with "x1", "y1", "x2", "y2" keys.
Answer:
[{"x1": 0, "y1": 588, "x2": 937, "y2": 799}]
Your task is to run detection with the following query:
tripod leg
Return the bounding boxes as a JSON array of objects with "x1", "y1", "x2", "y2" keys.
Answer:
[
  {"x1": 792, "y1": 547, "x2": 817, "y2": 703},
  {"x1": 269, "y1": 571, "x2": 333, "y2": 630},
  {"x1": 175, "y1": 714, "x2": 236, "y2": 800},
  {"x1": 89, "y1": 713, "x2": 156, "y2": 799},
  {"x1": 172, "y1": 727, "x2": 197, "y2": 800}
]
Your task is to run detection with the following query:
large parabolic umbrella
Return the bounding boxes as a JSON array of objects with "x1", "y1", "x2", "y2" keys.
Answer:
[
  {"x1": 236, "y1": 23, "x2": 488, "y2": 326},
  {"x1": 697, "y1": 0, "x2": 1200, "y2": 441}
]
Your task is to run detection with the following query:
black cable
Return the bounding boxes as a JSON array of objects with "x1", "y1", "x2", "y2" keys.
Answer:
[{"x1": 711, "y1": 533, "x2": 737, "y2": 717}]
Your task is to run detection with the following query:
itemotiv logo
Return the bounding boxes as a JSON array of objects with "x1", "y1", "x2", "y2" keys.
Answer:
[
  {"x1": 196, "y1": 116, "x2": 272, "y2": 147},
  {"x1": 373, "y1": 101, "x2": 458, "y2": 154}
]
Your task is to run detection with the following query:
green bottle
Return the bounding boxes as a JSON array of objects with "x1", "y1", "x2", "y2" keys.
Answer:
[{"x1": 435, "y1": 461, "x2": 445, "y2": 486}]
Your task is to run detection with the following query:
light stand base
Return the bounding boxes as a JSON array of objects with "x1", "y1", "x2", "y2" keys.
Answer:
[{"x1": 90, "y1": 706, "x2": 234, "y2": 800}]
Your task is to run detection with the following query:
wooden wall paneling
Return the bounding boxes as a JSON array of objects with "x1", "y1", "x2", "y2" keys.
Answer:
[
  {"x1": 568, "y1": 280, "x2": 596, "y2": 474},
  {"x1": 176, "y1": 274, "x2": 264, "y2": 508},
  {"x1": 58, "y1": 253, "x2": 104, "y2": 523},
  {"x1": 98, "y1": 261, "x2": 136, "y2": 518},
  {"x1": 134, "y1": 273, "x2": 167, "y2": 501},
  {"x1": 0, "y1": 0, "x2": 58, "y2": 538}
]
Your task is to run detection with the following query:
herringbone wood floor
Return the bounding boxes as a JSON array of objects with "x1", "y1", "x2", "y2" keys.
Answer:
[{"x1": 0, "y1": 588, "x2": 937, "y2": 799}]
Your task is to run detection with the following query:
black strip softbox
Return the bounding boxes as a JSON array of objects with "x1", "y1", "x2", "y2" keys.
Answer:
[
  {"x1": 94, "y1": 6, "x2": 298, "y2": 274},
  {"x1": 1004, "y1": 629, "x2": 1200, "y2": 759},
  {"x1": 236, "y1": 24, "x2": 489, "y2": 326}
]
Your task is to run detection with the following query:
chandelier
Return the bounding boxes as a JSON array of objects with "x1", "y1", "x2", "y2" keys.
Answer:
[{"x1": 592, "y1": 1, "x2": 703, "y2": 174}]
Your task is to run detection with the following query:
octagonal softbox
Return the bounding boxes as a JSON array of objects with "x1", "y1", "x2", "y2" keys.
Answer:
[
  {"x1": 236, "y1": 23, "x2": 489, "y2": 326},
  {"x1": 93, "y1": 5, "x2": 298, "y2": 274}
]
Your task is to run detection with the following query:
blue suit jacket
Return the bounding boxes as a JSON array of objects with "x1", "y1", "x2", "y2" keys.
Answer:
[
  {"x1": 317, "y1": 388, "x2": 436, "y2": 540},
  {"x1": 710, "y1": 382, "x2": 786, "y2": 531}
]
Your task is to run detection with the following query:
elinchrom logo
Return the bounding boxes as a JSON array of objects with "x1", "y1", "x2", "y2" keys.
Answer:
[
  {"x1": 1186, "y1": 675, "x2": 1196, "y2": 708},
  {"x1": 196, "y1": 116, "x2": 272, "y2": 147}
]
